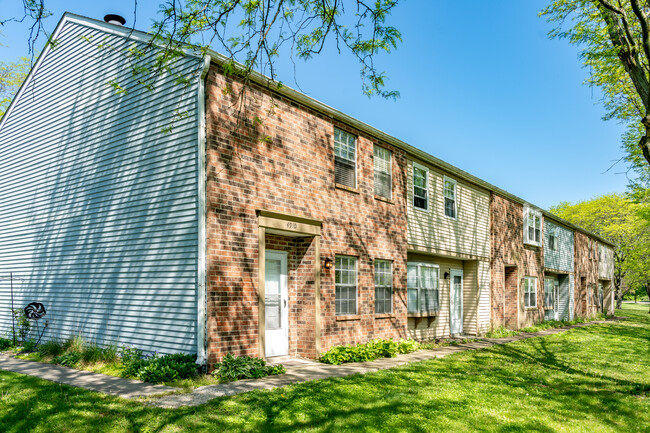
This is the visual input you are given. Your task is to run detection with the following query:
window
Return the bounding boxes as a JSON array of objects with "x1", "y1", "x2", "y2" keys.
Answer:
[
  {"x1": 413, "y1": 163, "x2": 428, "y2": 210},
  {"x1": 334, "y1": 128, "x2": 356, "y2": 188},
  {"x1": 524, "y1": 277, "x2": 537, "y2": 308},
  {"x1": 548, "y1": 227, "x2": 557, "y2": 251},
  {"x1": 373, "y1": 145, "x2": 392, "y2": 199},
  {"x1": 444, "y1": 177, "x2": 457, "y2": 219},
  {"x1": 544, "y1": 277, "x2": 554, "y2": 308},
  {"x1": 524, "y1": 206, "x2": 542, "y2": 246},
  {"x1": 335, "y1": 255, "x2": 357, "y2": 315},
  {"x1": 374, "y1": 260, "x2": 392, "y2": 314},
  {"x1": 407, "y1": 262, "x2": 440, "y2": 314}
]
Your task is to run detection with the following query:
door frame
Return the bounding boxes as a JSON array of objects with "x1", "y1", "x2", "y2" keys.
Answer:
[
  {"x1": 449, "y1": 269, "x2": 464, "y2": 335},
  {"x1": 264, "y1": 250, "x2": 288, "y2": 357}
]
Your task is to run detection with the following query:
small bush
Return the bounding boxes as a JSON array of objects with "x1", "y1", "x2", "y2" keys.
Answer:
[
  {"x1": 320, "y1": 338, "x2": 420, "y2": 365},
  {"x1": 63, "y1": 335, "x2": 86, "y2": 353},
  {"x1": 53, "y1": 351, "x2": 81, "y2": 367},
  {"x1": 0, "y1": 337, "x2": 13, "y2": 350},
  {"x1": 38, "y1": 339, "x2": 65, "y2": 357},
  {"x1": 212, "y1": 353, "x2": 286, "y2": 381},
  {"x1": 119, "y1": 347, "x2": 198, "y2": 384},
  {"x1": 22, "y1": 339, "x2": 37, "y2": 352}
]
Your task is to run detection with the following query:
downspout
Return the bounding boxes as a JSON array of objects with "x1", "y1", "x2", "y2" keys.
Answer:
[{"x1": 196, "y1": 54, "x2": 211, "y2": 366}]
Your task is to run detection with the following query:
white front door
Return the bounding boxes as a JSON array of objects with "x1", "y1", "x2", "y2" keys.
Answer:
[
  {"x1": 449, "y1": 269, "x2": 463, "y2": 335},
  {"x1": 265, "y1": 250, "x2": 288, "y2": 357}
]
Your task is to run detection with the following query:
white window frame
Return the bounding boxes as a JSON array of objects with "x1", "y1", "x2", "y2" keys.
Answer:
[
  {"x1": 412, "y1": 162, "x2": 429, "y2": 211},
  {"x1": 407, "y1": 262, "x2": 440, "y2": 314},
  {"x1": 524, "y1": 276, "x2": 537, "y2": 309},
  {"x1": 443, "y1": 176, "x2": 457, "y2": 220},
  {"x1": 334, "y1": 128, "x2": 357, "y2": 188},
  {"x1": 523, "y1": 206, "x2": 542, "y2": 247},
  {"x1": 373, "y1": 145, "x2": 392, "y2": 200},
  {"x1": 374, "y1": 259, "x2": 393, "y2": 314},
  {"x1": 335, "y1": 255, "x2": 358, "y2": 316}
]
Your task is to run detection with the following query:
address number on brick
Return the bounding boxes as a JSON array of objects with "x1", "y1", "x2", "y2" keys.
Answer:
[{"x1": 286, "y1": 222, "x2": 298, "y2": 230}]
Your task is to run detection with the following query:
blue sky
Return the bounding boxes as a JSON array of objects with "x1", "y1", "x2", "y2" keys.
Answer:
[{"x1": 0, "y1": 0, "x2": 630, "y2": 210}]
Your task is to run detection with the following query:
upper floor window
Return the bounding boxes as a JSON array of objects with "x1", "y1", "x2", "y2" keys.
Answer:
[
  {"x1": 548, "y1": 226, "x2": 557, "y2": 251},
  {"x1": 444, "y1": 177, "x2": 457, "y2": 219},
  {"x1": 335, "y1": 255, "x2": 357, "y2": 315},
  {"x1": 413, "y1": 163, "x2": 429, "y2": 210},
  {"x1": 524, "y1": 276, "x2": 537, "y2": 308},
  {"x1": 407, "y1": 262, "x2": 440, "y2": 314},
  {"x1": 524, "y1": 206, "x2": 542, "y2": 247},
  {"x1": 334, "y1": 128, "x2": 356, "y2": 188},
  {"x1": 374, "y1": 259, "x2": 393, "y2": 314},
  {"x1": 373, "y1": 145, "x2": 392, "y2": 199}
]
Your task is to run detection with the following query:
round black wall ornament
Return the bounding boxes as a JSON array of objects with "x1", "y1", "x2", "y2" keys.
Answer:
[{"x1": 24, "y1": 302, "x2": 46, "y2": 320}]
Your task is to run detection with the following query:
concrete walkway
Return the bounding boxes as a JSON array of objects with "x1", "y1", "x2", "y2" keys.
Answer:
[
  {"x1": 0, "y1": 319, "x2": 615, "y2": 406},
  {"x1": 152, "y1": 320, "x2": 613, "y2": 408},
  {"x1": 0, "y1": 353, "x2": 177, "y2": 399}
]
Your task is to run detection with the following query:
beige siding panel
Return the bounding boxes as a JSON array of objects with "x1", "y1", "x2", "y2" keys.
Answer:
[
  {"x1": 599, "y1": 244, "x2": 615, "y2": 280},
  {"x1": 463, "y1": 261, "x2": 479, "y2": 336},
  {"x1": 407, "y1": 161, "x2": 490, "y2": 258},
  {"x1": 477, "y1": 260, "x2": 491, "y2": 334}
]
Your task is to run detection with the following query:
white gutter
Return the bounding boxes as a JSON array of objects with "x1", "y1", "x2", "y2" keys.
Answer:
[{"x1": 196, "y1": 54, "x2": 211, "y2": 366}]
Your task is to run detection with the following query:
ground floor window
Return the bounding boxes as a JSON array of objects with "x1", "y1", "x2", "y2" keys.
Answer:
[
  {"x1": 524, "y1": 276, "x2": 537, "y2": 308},
  {"x1": 374, "y1": 260, "x2": 392, "y2": 314},
  {"x1": 335, "y1": 255, "x2": 357, "y2": 315},
  {"x1": 407, "y1": 262, "x2": 440, "y2": 314}
]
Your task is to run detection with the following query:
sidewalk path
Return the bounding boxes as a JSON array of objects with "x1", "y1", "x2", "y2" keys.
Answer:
[
  {"x1": 152, "y1": 320, "x2": 614, "y2": 408},
  {"x1": 0, "y1": 319, "x2": 617, "y2": 406},
  {"x1": 0, "y1": 353, "x2": 177, "y2": 399}
]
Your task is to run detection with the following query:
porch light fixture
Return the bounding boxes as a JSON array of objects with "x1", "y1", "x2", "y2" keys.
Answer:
[
  {"x1": 444, "y1": 272, "x2": 450, "y2": 280},
  {"x1": 323, "y1": 257, "x2": 333, "y2": 269}
]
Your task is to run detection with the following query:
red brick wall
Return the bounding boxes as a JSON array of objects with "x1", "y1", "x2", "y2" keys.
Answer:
[
  {"x1": 490, "y1": 195, "x2": 544, "y2": 329},
  {"x1": 574, "y1": 232, "x2": 599, "y2": 317},
  {"x1": 205, "y1": 66, "x2": 409, "y2": 366}
]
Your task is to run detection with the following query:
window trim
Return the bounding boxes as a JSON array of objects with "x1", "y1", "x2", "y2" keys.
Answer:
[
  {"x1": 374, "y1": 259, "x2": 393, "y2": 314},
  {"x1": 412, "y1": 161, "x2": 430, "y2": 212},
  {"x1": 335, "y1": 255, "x2": 358, "y2": 316},
  {"x1": 373, "y1": 145, "x2": 392, "y2": 200},
  {"x1": 334, "y1": 127, "x2": 357, "y2": 189},
  {"x1": 524, "y1": 276, "x2": 537, "y2": 309},
  {"x1": 523, "y1": 206, "x2": 542, "y2": 247},
  {"x1": 443, "y1": 176, "x2": 458, "y2": 220}
]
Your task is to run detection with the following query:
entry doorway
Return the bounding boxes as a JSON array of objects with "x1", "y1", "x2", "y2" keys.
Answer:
[
  {"x1": 265, "y1": 250, "x2": 288, "y2": 357},
  {"x1": 449, "y1": 269, "x2": 463, "y2": 335}
]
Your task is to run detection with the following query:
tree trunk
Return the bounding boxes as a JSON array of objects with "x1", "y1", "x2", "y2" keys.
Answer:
[{"x1": 640, "y1": 116, "x2": 650, "y2": 166}]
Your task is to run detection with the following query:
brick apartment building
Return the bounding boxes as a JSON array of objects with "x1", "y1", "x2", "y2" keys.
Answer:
[{"x1": 0, "y1": 14, "x2": 616, "y2": 367}]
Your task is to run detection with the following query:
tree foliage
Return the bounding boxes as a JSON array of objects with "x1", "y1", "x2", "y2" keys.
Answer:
[
  {"x1": 2, "y1": 0, "x2": 402, "y2": 99},
  {"x1": 0, "y1": 57, "x2": 30, "y2": 119},
  {"x1": 541, "y1": 0, "x2": 650, "y2": 176},
  {"x1": 550, "y1": 193, "x2": 650, "y2": 307}
]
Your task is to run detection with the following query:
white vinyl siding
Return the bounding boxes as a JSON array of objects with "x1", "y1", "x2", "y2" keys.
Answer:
[
  {"x1": 373, "y1": 145, "x2": 392, "y2": 199},
  {"x1": 407, "y1": 262, "x2": 440, "y2": 314},
  {"x1": 334, "y1": 128, "x2": 356, "y2": 188},
  {"x1": 444, "y1": 177, "x2": 457, "y2": 219},
  {"x1": 335, "y1": 255, "x2": 357, "y2": 315},
  {"x1": 412, "y1": 163, "x2": 429, "y2": 210},
  {"x1": 598, "y1": 244, "x2": 615, "y2": 280},
  {"x1": 524, "y1": 277, "x2": 537, "y2": 308},
  {"x1": 544, "y1": 220, "x2": 574, "y2": 272},
  {"x1": 0, "y1": 18, "x2": 203, "y2": 354},
  {"x1": 524, "y1": 206, "x2": 542, "y2": 247},
  {"x1": 374, "y1": 260, "x2": 392, "y2": 314},
  {"x1": 407, "y1": 161, "x2": 490, "y2": 259}
]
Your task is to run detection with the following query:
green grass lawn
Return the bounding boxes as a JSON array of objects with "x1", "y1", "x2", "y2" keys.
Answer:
[{"x1": 2, "y1": 304, "x2": 649, "y2": 432}]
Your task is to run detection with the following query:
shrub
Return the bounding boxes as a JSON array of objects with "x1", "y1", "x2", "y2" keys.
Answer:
[
  {"x1": 63, "y1": 335, "x2": 86, "y2": 353},
  {"x1": 53, "y1": 351, "x2": 81, "y2": 367},
  {"x1": 11, "y1": 309, "x2": 31, "y2": 342},
  {"x1": 212, "y1": 353, "x2": 286, "y2": 381},
  {"x1": 80, "y1": 342, "x2": 119, "y2": 364},
  {"x1": 319, "y1": 338, "x2": 420, "y2": 365},
  {"x1": 22, "y1": 339, "x2": 37, "y2": 352},
  {"x1": 0, "y1": 337, "x2": 13, "y2": 350},
  {"x1": 120, "y1": 347, "x2": 198, "y2": 384},
  {"x1": 38, "y1": 339, "x2": 64, "y2": 357}
]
